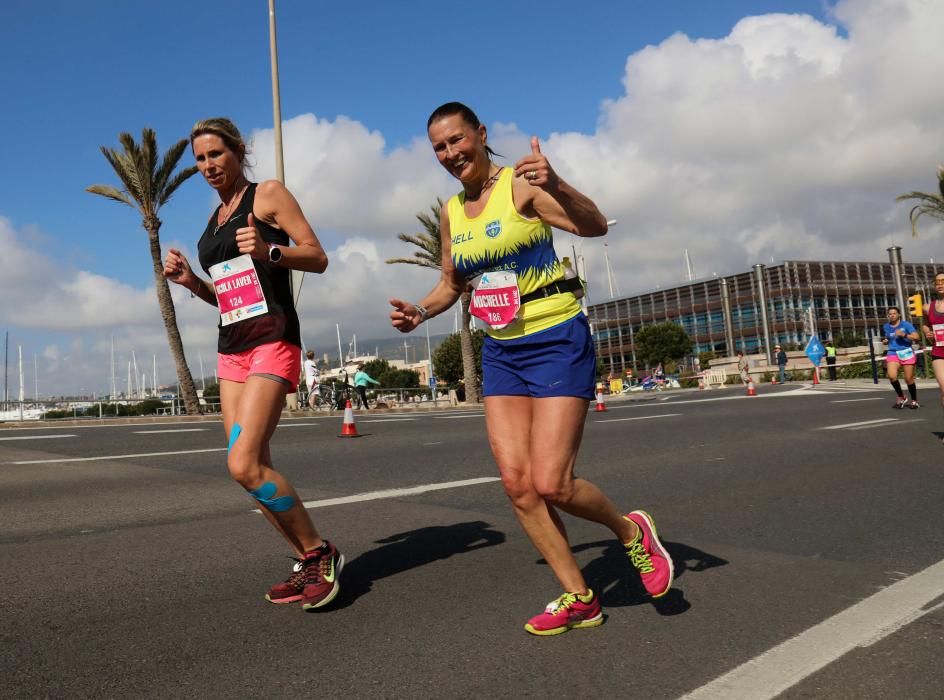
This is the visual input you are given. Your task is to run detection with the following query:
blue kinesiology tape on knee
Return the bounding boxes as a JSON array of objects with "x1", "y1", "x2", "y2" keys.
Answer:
[
  {"x1": 249, "y1": 481, "x2": 296, "y2": 512},
  {"x1": 228, "y1": 423, "x2": 242, "y2": 452}
]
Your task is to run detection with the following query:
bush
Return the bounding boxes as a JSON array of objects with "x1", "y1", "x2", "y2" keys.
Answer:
[{"x1": 838, "y1": 354, "x2": 875, "y2": 379}]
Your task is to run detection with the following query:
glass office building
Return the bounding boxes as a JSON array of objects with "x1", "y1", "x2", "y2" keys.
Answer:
[{"x1": 587, "y1": 258, "x2": 941, "y2": 374}]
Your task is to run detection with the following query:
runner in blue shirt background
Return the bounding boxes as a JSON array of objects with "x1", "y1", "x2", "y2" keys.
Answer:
[{"x1": 882, "y1": 306, "x2": 920, "y2": 409}]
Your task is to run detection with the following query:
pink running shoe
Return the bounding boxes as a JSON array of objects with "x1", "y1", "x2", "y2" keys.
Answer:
[
  {"x1": 524, "y1": 590, "x2": 603, "y2": 636},
  {"x1": 624, "y1": 510, "x2": 674, "y2": 598}
]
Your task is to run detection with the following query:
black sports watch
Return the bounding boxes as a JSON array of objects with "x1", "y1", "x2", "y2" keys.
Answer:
[{"x1": 268, "y1": 244, "x2": 283, "y2": 264}]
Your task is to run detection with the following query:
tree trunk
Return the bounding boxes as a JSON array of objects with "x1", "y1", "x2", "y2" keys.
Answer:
[
  {"x1": 459, "y1": 291, "x2": 480, "y2": 403},
  {"x1": 145, "y1": 218, "x2": 200, "y2": 415}
]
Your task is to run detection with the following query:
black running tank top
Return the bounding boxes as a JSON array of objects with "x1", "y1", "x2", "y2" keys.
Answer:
[{"x1": 196, "y1": 183, "x2": 301, "y2": 354}]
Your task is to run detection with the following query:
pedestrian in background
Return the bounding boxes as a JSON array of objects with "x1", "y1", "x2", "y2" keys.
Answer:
[
  {"x1": 776, "y1": 344, "x2": 788, "y2": 384},
  {"x1": 825, "y1": 339, "x2": 838, "y2": 381},
  {"x1": 390, "y1": 101, "x2": 672, "y2": 636},
  {"x1": 353, "y1": 364, "x2": 380, "y2": 410},
  {"x1": 882, "y1": 306, "x2": 920, "y2": 409},
  {"x1": 736, "y1": 350, "x2": 750, "y2": 384},
  {"x1": 304, "y1": 350, "x2": 321, "y2": 409}
]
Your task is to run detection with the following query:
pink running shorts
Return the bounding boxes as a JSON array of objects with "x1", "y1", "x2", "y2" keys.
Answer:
[{"x1": 218, "y1": 341, "x2": 301, "y2": 391}]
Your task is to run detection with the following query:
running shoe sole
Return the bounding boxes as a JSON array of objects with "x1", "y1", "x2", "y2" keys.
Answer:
[
  {"x1": 266, "y1": 592, "x2": 303, "y2": 604},
  {"x1": 301, "y1": 554, "x2": 345, "y2": 610},
  {"x1": 524, "y1": 613, "x2": 604, "y2": 636},
  {"x1": 629, "y1": 509, "x2": 674, "y2": 598}
]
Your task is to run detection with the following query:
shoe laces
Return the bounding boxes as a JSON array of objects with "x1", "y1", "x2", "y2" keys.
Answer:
[
  {"x1": 544, "y1": 592, "x2": 578, "y2": 613},
  {"x1": 282, "y1": 558, "x2": 306, "y2": 588},
  {"x1": 303, "y1": 549, "x2": 332, "y2": 585},
  {"x1": 626, "y1": 540, "x2": 655, "y2": 574}
]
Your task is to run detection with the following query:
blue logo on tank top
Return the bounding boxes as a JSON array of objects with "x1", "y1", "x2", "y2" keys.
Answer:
[{"x1": 485, "y1": 220, "x2": 502, "y2": 238}]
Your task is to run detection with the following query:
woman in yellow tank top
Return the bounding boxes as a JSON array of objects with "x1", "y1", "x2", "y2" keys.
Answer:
[{"x1": 390, "y1": 102, "x2": 673, "y2": 635}]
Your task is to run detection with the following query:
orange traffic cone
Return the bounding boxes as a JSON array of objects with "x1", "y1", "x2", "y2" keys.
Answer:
[
  {"x1": 338, "y1": 399, "x2": 362, "y2": 438},
  {"x1": 594, "y1": 391, "x2": 607, "y2": 412},
  {"x1": 698, "y1": 375, "x2": 706, "y2": 390},
  {"x1": 812, "y1": 367, "x2": 820, "y2": 385},
  {"x1": 746, "y1": 379, "x2": 757, "y2": 397}
]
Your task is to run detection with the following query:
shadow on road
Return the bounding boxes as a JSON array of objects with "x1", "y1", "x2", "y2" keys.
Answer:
[
  {"x1": 324, "y1": 520, "x2": 506, "y2": 610},
  {"x1": 536, "y1": 538, "x2": 728, "y2": 617}
]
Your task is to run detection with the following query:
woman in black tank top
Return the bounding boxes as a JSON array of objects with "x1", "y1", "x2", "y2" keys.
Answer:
[{"x1": 162, "y1": 118, "x2": 344, "y2": 610}]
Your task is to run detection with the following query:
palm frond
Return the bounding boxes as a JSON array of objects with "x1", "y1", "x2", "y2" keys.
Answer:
[
  {"x1": 895, "y1": 191, "x2": 944, "y2": 206},
  {"x1": 384, "y1": 256, "x2": 440, "y2": 269},
  {"x1": 100, "y1": 145, "x2": 144, "y2": 205},
  {"x1": 387, "y1": 199, "x2": 445, "y2": 270},
  {"x1": 907, "y1": 205, "x2": 944, "y2": 238},
  {"x1": 85, "y1": 184, "x2": 134, "y2": 208},
  {"x1": 154, "y1": 138, "x2": 190, "y2": 195},
  {"x1": 159, "y1": 165, "x2": 199, "y2": 207}
]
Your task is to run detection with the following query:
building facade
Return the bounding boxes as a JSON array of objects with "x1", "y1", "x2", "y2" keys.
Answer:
[{"x1": 587, "y1": 257, "x2": 941, "y2": 375}]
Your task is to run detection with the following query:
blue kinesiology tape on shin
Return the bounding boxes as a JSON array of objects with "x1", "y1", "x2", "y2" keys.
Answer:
[
  {"x1": 249, "y1": 481, "x2": 296, "y2": 512},
  {"x1": 228, "y1": 423, "x2": 242, "y2": 452}
]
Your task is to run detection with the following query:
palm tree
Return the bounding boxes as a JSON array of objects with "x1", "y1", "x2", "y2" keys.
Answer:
[
  {"x1": 87, "y1": 128, "x2": 201, "y2": 414},
  {"x1": 896, "y1": 165, "x2": 944, "y2": 237},
  {"x1": 386, "y1": 199, "x2": 481, "y2": 403}
]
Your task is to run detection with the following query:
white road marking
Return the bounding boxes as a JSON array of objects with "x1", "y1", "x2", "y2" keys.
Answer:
[
  {"x1": 9, "y1": 447, "x2": 228, "y2": 465},
  {"x1": 276, "y1": 423, "x2": 318, "y2": 427},
  {"x1": 847, "y1": 418, "x2": 924, "y2": 430},
  {"x1": 819, "y1": 418, "x2": 900, "y2": 430},
  {"x1": 596, "y1": 413, "x2": 681, "y2": 424},
  {"x1": 435, "y1": 414, "x2": 485, "y2": 419},
  {"x1": 422, "y1": 442, "x2": 442, "y2": 445},
  {"x1": 360, "y1": 418, "x2": 416, "y2": 423},
  {"x1": 680, "y1": 558, "x2": 944, "y2": 700},
  {"x1": 251, "y1": 477, "x2": 501, "y2": 513},
  {"x1": 133, "y1": 428, "x2": 209, "y2": 434},
  {"x1": 830, "y1": 398, "x2": 884, "y2": 403},
  {"x1": 0, "y1": 434, "x2": 75, "y2": 441}
]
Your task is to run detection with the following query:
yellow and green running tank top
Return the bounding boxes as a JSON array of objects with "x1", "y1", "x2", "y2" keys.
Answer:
[{"x1": 447, "y1": 168, "x2": 582, "y2": 340}]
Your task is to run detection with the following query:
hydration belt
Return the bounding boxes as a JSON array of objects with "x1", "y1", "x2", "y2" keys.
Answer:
[{"x1": 519, "y1": 276, "x2": 584, "y2": 305}]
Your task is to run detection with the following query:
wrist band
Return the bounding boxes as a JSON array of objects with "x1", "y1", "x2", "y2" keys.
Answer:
[{"x1": 414, "y1": 303, "x2": 429, "y2": 322}]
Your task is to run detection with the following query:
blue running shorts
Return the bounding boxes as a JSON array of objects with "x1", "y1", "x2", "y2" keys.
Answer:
[{"x1": 482, "y1": 313, "x2": 596, "y2": 399}]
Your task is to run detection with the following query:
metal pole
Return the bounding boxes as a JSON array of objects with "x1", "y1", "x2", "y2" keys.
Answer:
[
  {"x1": 867, "y1": 328, "x2": 878, "y2": 384},
  {"x1": 720, "y1": 277, "x2": 736, "y2": 354},
  {"x1": 888, "y1": 246, "x2": 908, "y2": 321},
  {"x1": 425, "y1": 320, "x2": 434, "y2": 402},
  {"x1": 268, "y1": 0, "x2": 285, "y2": 185},
  {"x1": 753, "y1": 264, "x2": 774, "y2": 364}
]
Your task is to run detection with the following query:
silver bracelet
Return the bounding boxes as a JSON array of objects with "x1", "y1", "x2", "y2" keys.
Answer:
[{"x1": 414, "y1": 303, "x2": 430, "y2": 322}]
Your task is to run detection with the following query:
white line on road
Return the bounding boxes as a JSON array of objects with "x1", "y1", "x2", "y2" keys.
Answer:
[
  {"x1": 435, "y1": 414, "x2": 485, "y2": 419},
  {"x1": 596, "y1": 413, "x2": 681, "y2": 424},
  {"x1": 819, "y1": 418, "x2": 900, "y2": 430},
  {"x1": 0, "y1": 434, "x2": 75, "y2": 441},
  {"x1": 847, "y1": 418, "x2": 924, "y2": 430},
  {"x1": 9, "y1": 447, "x2": 228, "y2": 465},
  {"x1": 830, "y1": 398, "x2": 884, "y2": 403},
  {"x1": 680, "y1": 558, "x2": 944, "y2": 700},
  {"x1": 253, "y1": 477, "x2": 500, "y2": 512},
  {"x1": 360, "y1": 418, "x2": 416, "y2": 423},
  {"x1": 133, "y1": 428, "x2": 209, "y2": 434},
  {"x1": 277, "y1": 423, "x2": 318, "y2": 427}
]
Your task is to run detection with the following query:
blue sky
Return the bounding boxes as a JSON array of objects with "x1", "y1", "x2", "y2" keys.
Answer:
[{"x1": 4, "y1": 0, "x2": 943, "y2": 396}]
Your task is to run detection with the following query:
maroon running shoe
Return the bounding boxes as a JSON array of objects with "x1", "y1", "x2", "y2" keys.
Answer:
[
  {"x1": 300, "y1": 541, "x2": 344, "y2": 610},
  {"x1": 265, "y1": 558, "x2": 307, "y2": 604}
]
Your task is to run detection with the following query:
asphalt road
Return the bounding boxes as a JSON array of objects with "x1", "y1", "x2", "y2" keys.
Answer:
[{"x1": 2, "y1": 380, "x2": 943, "y2": 699}]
